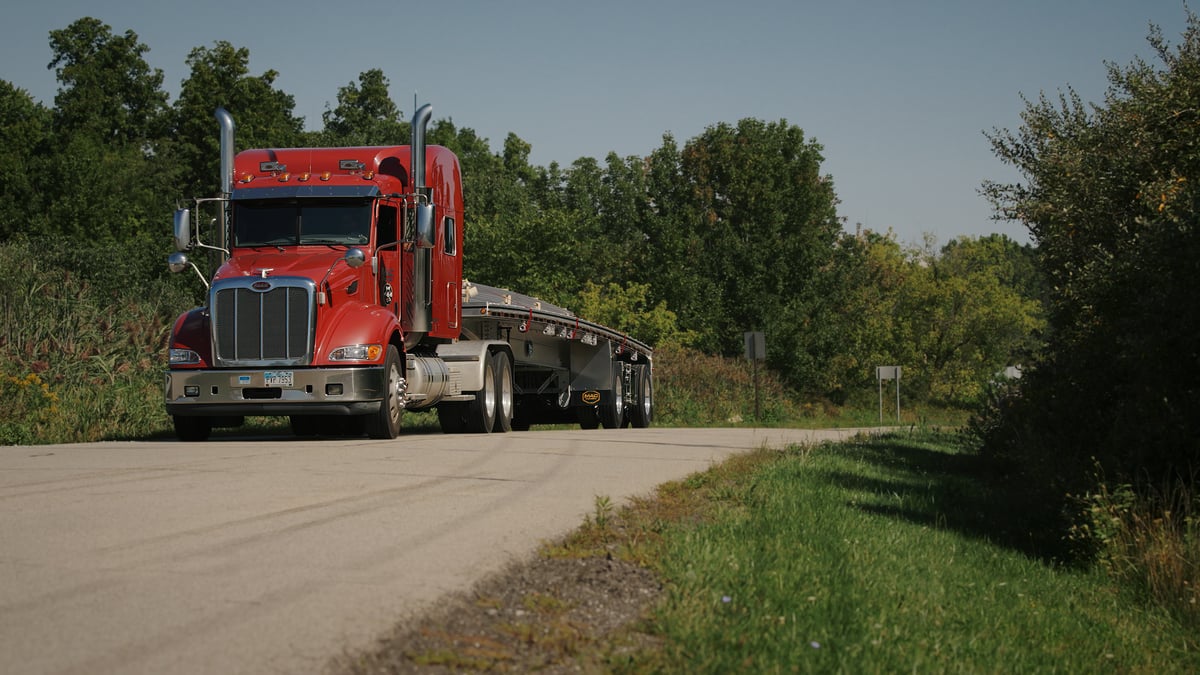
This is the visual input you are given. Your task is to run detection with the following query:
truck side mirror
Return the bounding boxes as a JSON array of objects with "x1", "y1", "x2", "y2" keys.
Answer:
[
  {"x1": 173, "y1": 209, "x2": 192, "y2": 251},
  {"x1": 415, "y1": 203, "x2": 435, "y2": 249},
  {"x1": 167, "y1": 251, "x2": 189, "y2": 274}
]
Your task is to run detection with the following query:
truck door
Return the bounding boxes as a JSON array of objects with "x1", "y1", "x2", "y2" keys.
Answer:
[{"x1": 375, "y1": 201, "x2": 401, "y2": 315}]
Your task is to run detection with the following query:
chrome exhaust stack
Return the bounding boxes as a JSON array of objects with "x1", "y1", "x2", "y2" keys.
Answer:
[
  {"x1": 215, "y1": 107, "x2": 236, "y2": 258},
  {"x1": 410, "y1": 103, "x2": 432, "y2": 191},
  {"x1": 407, "y1": 104, "x2": 435, "y2": 345}
]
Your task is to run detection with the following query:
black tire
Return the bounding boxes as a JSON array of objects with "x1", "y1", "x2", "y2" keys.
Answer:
[
  {"x1": 319, "y1": 416, "x2": 365, "y2": 437},
  {"x1": 492, "y1": 351, "x2": 513, "y2": 433},
  {"x1": 628, "y1": 364, "x2": 653, "y2": 428},
  {"x1": 577, "y1": 406, "x2": 600, "y2": 430},
  {"x1": 290, "y1": 415, "x2": 318, "y2": 437},
  {"x1": 366, "y1": 345, "x2": 404, "y2": 439},
  {"x1": 173, "y1": 415, "x2": 212, "y2": 442},
  {"x1": 438, "y1": 403, "x2": 466, "y2": 433},
  {"x1": 465, "y1": 355, "x2": 497, "y2": 433},
  {"x1": 598, "y1": 365, "x2": 625, "y2": 429}
]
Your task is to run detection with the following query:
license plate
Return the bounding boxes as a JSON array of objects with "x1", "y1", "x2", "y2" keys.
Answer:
[{"x1": 264, "y1": 371, "x2": 294, "y2": 387}]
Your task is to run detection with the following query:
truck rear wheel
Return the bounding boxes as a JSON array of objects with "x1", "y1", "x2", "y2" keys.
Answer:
[
  {"x1": 492, "y1": 351, "x2": 513, "y2": 433},
  {"x1": 464, "y1": 355, "x2": 497, "y2": 433},
  {"x1": 366, "y1": 345, "x2": 404, "y2": 439},
  {"x1": 173, "y1": 415, "x2": 212, "y2": 442},
  {"x1": 437, "y1": 404, "x2": 466, "y2": 433},
  {"x1": 629, "y1": 364, "x2": 653, "y2": 428}
]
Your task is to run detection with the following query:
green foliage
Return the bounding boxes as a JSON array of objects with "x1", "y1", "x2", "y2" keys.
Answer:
[
  {"x1": 772, "y1": 230, "x2": 1044, "y2": 406},
  {"x1": 48, "y1": 17, "x2": 168, "y2": 143},
  {"x1": 980, "y1": 14, "x2": 1200, "y2": 518},
  {"x1": 572, "y1": 281, "x2": 696, "y2": 349},
  {"x1": 40, "y1": 18, "x2": 176, "y2": 244},
  {"x1": 172, "y1": 40, "x2": 306, "y2": 200},
  {"x1": 669, "y1": 119, "x2": 843, "y2": 354},
  {"x1": 320, "y1": 69, "x2": 406, "y2": 146},
  {"x1": 0, "y1": 82, "x2": 51, "y2": 239}
]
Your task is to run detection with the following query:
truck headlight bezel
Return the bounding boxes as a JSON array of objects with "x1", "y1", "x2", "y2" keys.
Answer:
[
  {"x1": 169, "y1": 348, "x2": 202, "y2": 364},
  {"x1": 328, "y1": 344, "x2": 384, "y2": 362}
]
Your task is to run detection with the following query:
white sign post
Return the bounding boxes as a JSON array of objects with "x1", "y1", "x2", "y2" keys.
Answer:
[{"x1": 876, "y1": 366, "x2": 901, "y2": 425}]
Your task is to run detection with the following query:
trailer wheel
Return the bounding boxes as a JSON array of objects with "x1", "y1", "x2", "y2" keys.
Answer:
[
  {"x1": 492, "y1": 351, "x2": 513, "y2": 433},
  {"x1": 173, "y1": 415, "x2": 211, "y2": 442},
  {"x1": 576, "y1": 406, "x2": 600, "y2": 430},
  {"x1": 464, "y1": 354, "x2": 497, "y2": 433},
  {"x1": 629, "y1": 365, "x2": 653, "y2": 428},
  {"x1": 366, "y1": 345, "x2": 404, "y2": 439},
  {"x1": 599, "y1": 367, "x2": 625, "y2": 429}
]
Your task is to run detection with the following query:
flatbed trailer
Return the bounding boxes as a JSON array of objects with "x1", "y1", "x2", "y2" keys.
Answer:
[{"x1": 459, "y1": 282, "x2": 653, "y2": 430}]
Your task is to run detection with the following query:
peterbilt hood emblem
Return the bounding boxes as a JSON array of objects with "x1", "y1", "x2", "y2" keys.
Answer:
[{"x1": 251, "y1": 280, "x2": 272, "y2": 291}]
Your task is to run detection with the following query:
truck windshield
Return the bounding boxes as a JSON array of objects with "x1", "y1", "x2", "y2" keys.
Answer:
[{"x1": 233, "y1": 199, "x2": 372, "y2": 247}]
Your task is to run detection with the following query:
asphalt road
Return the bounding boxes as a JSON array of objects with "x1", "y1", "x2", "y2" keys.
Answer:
[{"x1": 0, "y1": 426, "x2": 871, "y2": 675}]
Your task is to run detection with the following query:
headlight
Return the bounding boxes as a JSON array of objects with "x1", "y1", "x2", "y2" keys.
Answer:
[
  {"x1": 169, "y1": 348, "x2": 201, "y2": 364},
  {"x1": 329, "y1": 344, "x2": 383, "y2": 362}
]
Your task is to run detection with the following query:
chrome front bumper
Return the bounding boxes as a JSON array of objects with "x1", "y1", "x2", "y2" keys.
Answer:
[{"x1": 165, "y1": 366, "x2": 385, "y2": 417}]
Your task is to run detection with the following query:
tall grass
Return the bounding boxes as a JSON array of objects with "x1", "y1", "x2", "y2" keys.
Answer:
[
  {"x1": 0, "y1": 237, "x2": 195, "y2": 444},
  {"x1": 652, "y1": 343, "x2": 971, "y2": 429},
  {"x1": 1075, "y1": 479, "x2": 1200, "y2": 629}
]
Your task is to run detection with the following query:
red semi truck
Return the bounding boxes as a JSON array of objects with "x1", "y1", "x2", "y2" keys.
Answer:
[{"x1": 164, "y1": 104, "x2": 653, "y2": 441}]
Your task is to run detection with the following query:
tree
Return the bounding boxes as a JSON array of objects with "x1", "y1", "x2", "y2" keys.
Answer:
[
  {"x1": 47, "y1": 17, "x2": 168, "y2": 144},
  {"x1": 43, "y1": 18, "x2": 175, "y2": 244},
  {"x1": 0, "y1": 82, "x2": 51, "y2": 239},
  {"x1": 320, "y1": 69, "x2": 405, "y2": 146},
  {"x1": 173, "y1": 41, "x2": 305, "y2": 200},
  {"x1": 672, "y1": 118, "x2": 842, "y2": 355},
  {"x1": 981, "y1": 13, "x2": 1200, "y2": 501},
  {"x1": 898, "y1": 237, "x2": 1045, "y2": 405}
]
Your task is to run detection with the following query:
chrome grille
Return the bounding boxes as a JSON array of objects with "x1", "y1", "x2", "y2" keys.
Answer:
[{"x1": 211, "y1": 278, "x2": 315, "y2": 366}]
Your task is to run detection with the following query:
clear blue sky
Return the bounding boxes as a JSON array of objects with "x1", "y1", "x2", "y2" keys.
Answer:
[{"x1": 1, "y1": 1, "x2": 1190, "y2": 246}]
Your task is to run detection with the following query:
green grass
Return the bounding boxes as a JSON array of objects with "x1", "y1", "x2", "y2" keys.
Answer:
[{"x1": 612, "y1": 432, "x2": 1199, "y2": 673}]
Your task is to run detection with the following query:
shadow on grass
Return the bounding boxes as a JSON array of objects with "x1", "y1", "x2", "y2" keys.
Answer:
[{"x1": 813, "y1": 432, "x2": 1079, "y2": 565}]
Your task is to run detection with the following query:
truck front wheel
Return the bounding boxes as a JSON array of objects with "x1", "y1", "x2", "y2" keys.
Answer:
[
  {"x1": 366, "y1": 345, "x2": 404, "y2": 439},
  {"x1": 173, "y1": 415, "x2": 212, "y2": 442}
]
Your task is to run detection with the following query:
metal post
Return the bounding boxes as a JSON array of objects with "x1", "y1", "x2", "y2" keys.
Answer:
[
  {"x1": 753, "y1": 356, "x2": 760, "y2": 423},
  {"x1": 878, "y1": 375, "x2": 883, "y2": 425},
  {"x1": 896, "y1": 376, "x2": 901, "y2": 424}
]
